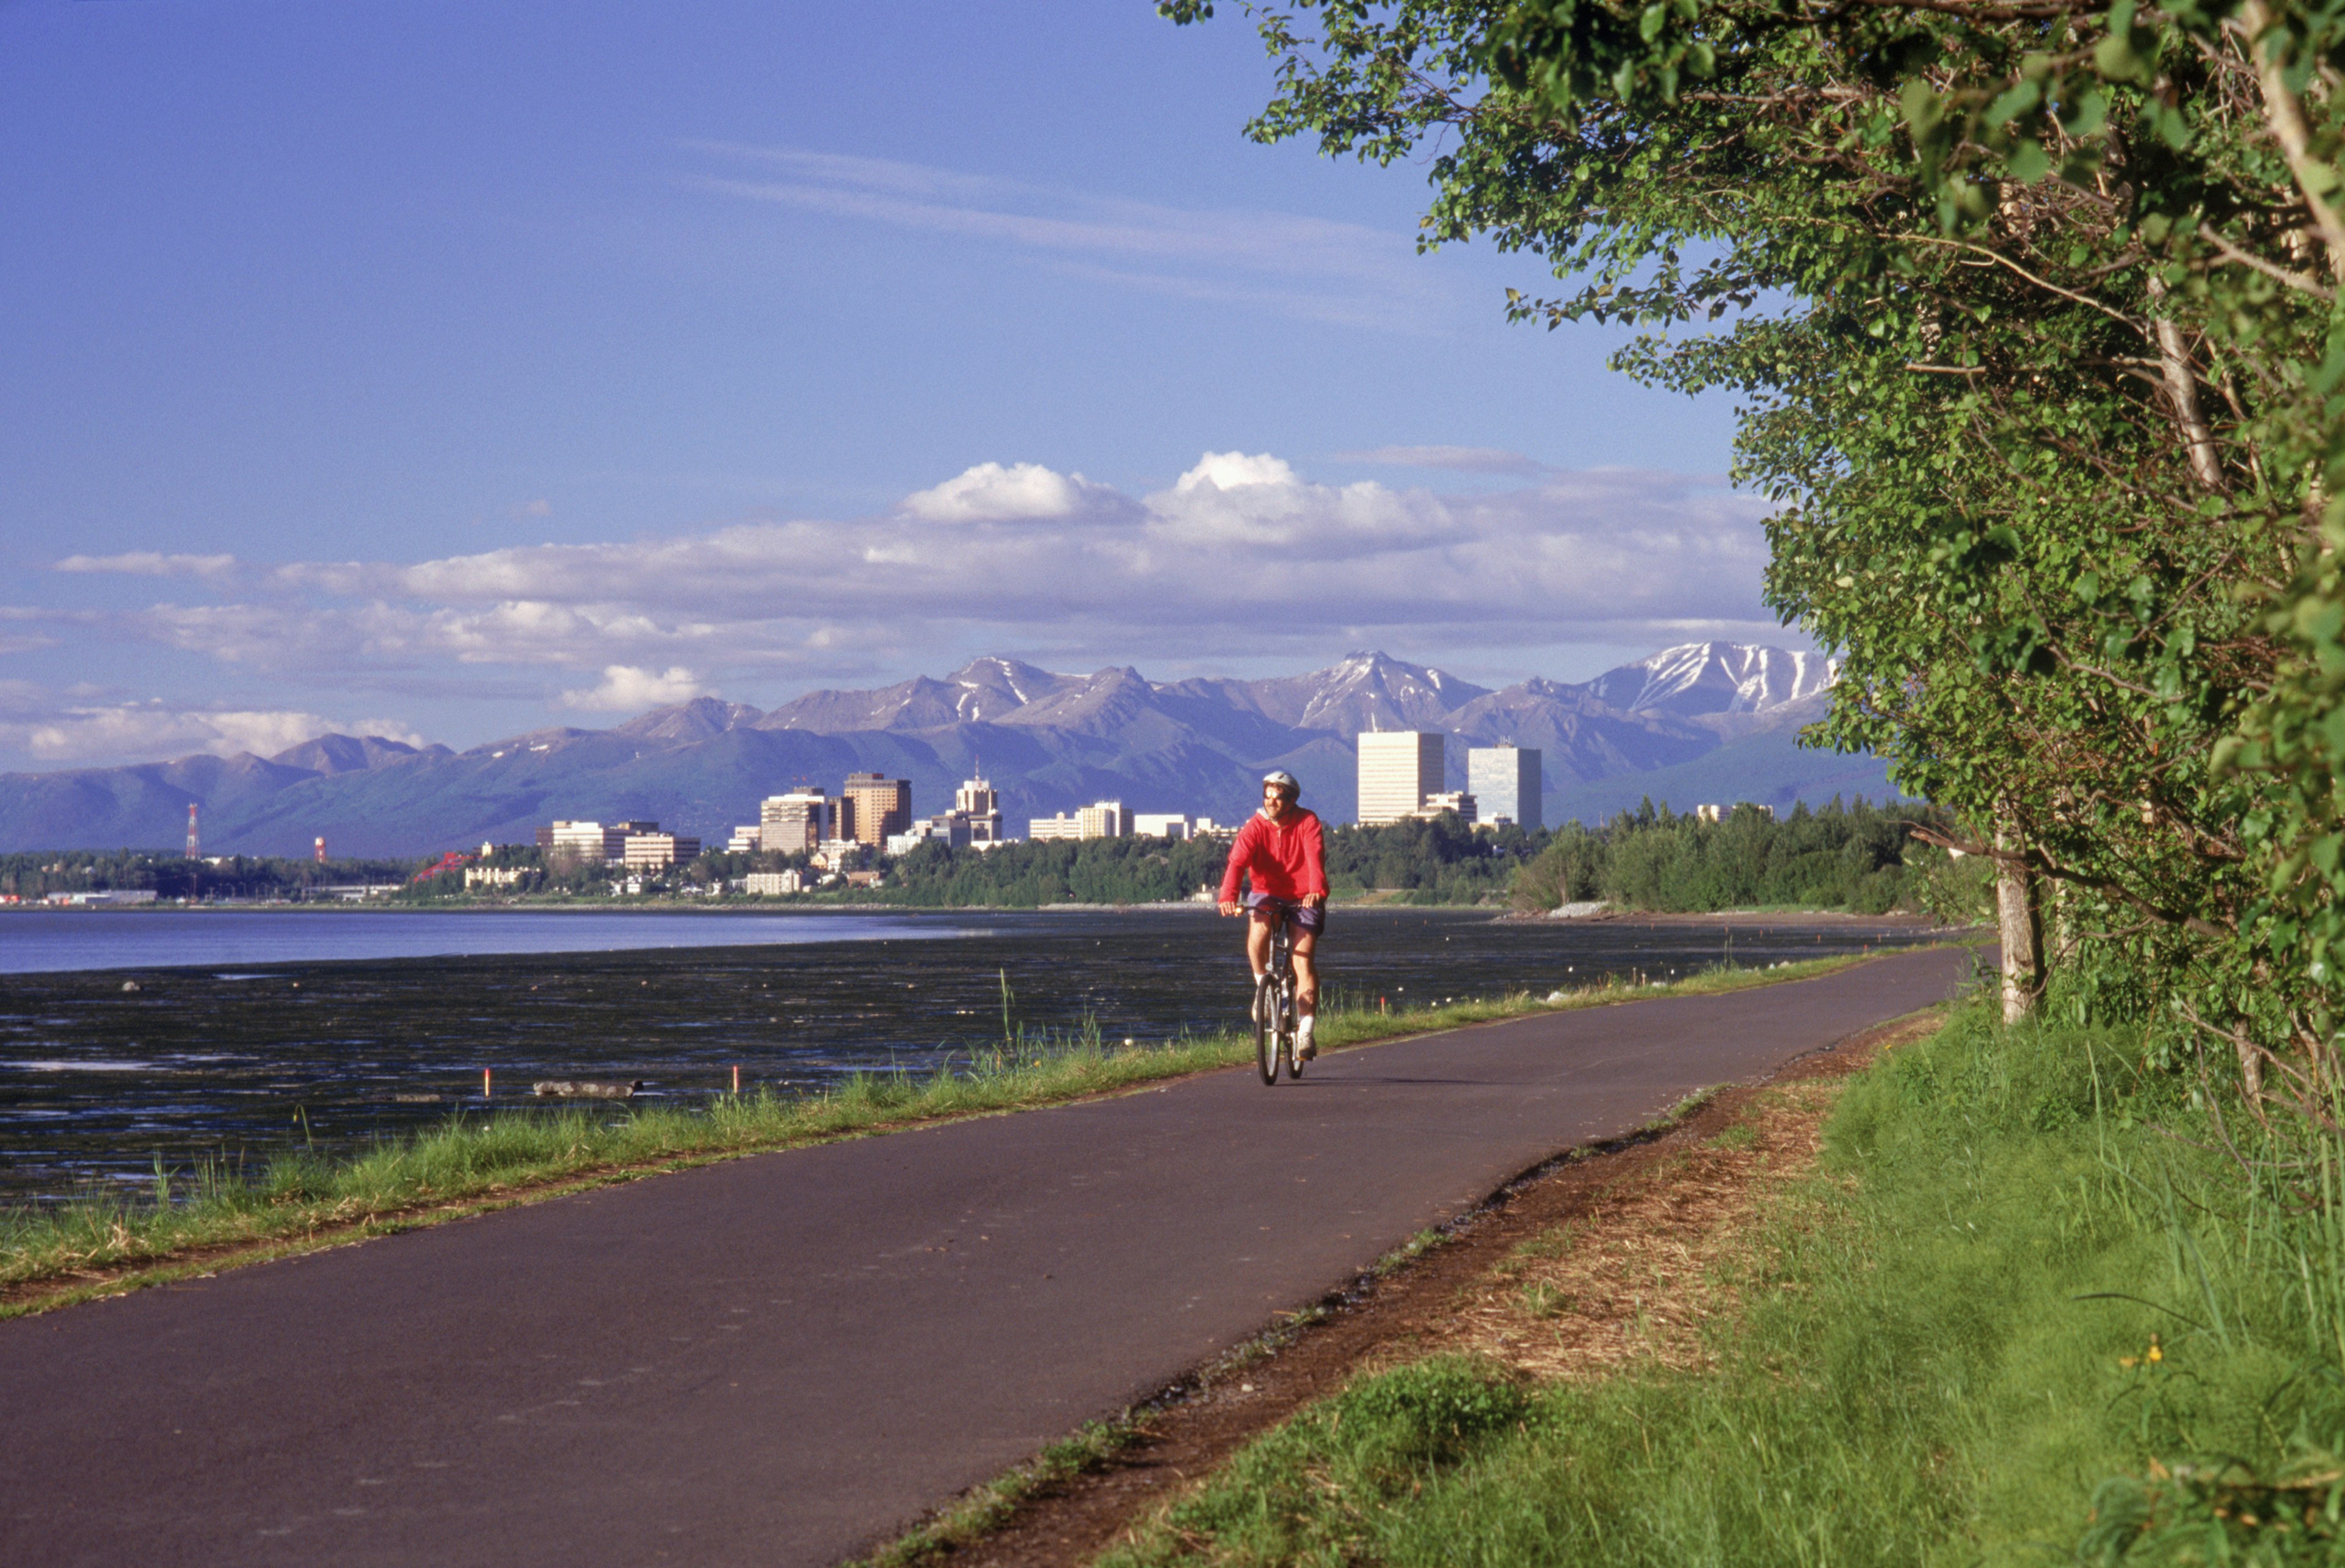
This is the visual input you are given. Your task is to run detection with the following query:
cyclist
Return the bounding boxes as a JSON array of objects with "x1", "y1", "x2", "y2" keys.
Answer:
[{"x1": 1218, "y1": 769, "x2": 1329, "y2": 1059}]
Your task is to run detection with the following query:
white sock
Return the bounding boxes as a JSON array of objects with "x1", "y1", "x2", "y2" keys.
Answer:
[{"x1": 1298, "y1": 1014, "x2": 1315, "y2": 1050}]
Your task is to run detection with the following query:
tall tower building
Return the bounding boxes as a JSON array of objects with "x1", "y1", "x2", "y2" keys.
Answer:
[
  {"x1": 1356, "y1": 731, "x2": 1444, "y2": 825},
  {"x1": 1467, "y1": 746, "x2": 1544, "y2": 830},
  {"x1": 840, "y1": 772, "x2": 912, "y2": 848},
  {"x1": 759, "y1": 791, "x2": 830, "y2": 855},
  {"x1": 314, "y1": 836, "x2": 328, "y2": 864},
  {"x1": 954, "y1": 774, "x2": 1005, "y2": 844}
]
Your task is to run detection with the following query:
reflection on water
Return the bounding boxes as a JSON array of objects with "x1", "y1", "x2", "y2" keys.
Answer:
[{"x1": 0, "y1": 908, "x2": 1950, "y2": 1201}]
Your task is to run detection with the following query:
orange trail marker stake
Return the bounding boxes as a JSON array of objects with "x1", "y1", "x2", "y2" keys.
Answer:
[
  {"x1": 483, "y1": 1067, "x2": 492, "y2": 1098},
  {"x1": 732, "y1": 1064, "x2": 741, "y2": 1095}
]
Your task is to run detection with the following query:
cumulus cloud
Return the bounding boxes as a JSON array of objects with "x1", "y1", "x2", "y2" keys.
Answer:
[
  {"x1": 558, "y1": 664, "x2": 707, "y2": 712},
  {"x1": 54, "y1": 551, "x2": 238, "y2": 581},
  {"x1": 37, "y1": 451, "x2": 1786, "y2": 738},
  {"x1": 899, "y1": 461, "x2": 1128, "y2": 523}
]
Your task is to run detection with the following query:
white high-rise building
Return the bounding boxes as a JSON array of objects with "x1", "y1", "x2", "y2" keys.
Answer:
[
  {"x1": 1356, "y1": 731, "x2": 1444, "y2": 825},
  {"x1": 1467, "y1": 745, "x2": 1544, "y2": 830}
]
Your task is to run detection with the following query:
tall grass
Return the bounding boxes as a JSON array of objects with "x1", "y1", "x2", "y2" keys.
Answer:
[
  {"x1": 1, "y1": 953, "x2": 1881, "y2": 1312},
  {"x1": 1105, "y1": 999, "x2": 2345, "y2": 1566}
]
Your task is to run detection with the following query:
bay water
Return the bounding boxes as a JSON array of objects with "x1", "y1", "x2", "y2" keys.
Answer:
[{"x1": 0, "y1": 906, "x2": 1951, "y2": 1201}]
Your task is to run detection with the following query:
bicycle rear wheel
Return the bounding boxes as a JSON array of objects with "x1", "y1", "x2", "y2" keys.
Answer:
[{"x1": 1253, "y1": 976, "x2": 1277, "y2": 1085}]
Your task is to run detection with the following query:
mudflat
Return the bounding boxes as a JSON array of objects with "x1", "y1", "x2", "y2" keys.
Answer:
[{"x1": 0, "y1": 946, "x2": 1977, "y2": 1568}]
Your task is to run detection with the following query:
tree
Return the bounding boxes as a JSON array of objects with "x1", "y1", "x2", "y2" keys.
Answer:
[{"x1": 1166, "y1": 0, "x2": 2345, "y2": 1120}]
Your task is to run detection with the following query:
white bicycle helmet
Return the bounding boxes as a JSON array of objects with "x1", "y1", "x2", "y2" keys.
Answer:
[{"x1": 1261, "y1": 769, "x2": 1300, "y2": 797}]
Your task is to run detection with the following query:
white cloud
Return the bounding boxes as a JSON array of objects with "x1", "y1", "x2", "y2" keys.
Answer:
[
  {"x1": 1, "y1": 697, "x2": 418, "y2": 767},
  {"x1": 37, "y1": 452, "x2": 1784, "y2": 729},
  {"x1": 54, "y1": 551, "x2": 238, "y2": 581},
  {"x1": 558, "y1": 664, "x2": 707, "y2": 712},
  {"x1": 900, "y1": 461, "x2": 1127, "y2": 523}
]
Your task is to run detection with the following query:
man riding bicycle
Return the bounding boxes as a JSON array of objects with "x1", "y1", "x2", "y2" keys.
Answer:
[{"x1": 1218, "y1": 769, "x2": 1328, "y2": 1061}]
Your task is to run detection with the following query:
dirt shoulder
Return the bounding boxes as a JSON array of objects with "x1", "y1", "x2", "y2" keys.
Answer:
[{"x1": 875, "y1": 1006, "x2": 1940, "y2": 1568}]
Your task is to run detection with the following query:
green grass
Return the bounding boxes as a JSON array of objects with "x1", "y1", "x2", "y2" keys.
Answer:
[
  {"x1": 1102, "y1": 1001, "x2": 2345, "y2": 1567},
  {"x1": 0, "y1": 949, "x2": 1887, "y2": 1317}
]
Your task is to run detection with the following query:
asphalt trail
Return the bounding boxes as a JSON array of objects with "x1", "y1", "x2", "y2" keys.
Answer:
[{"x1": 0, "y1": 946, "x2": 1977, "y2": 1567}]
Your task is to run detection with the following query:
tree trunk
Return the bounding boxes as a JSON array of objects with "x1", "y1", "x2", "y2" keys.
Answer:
[
  {"x1": 2145, "y1": 274, "x2": 2222, "y2": 490},
  {"x1": 1996, "y1": 822, "x2": 2043, "y2": 1023}
]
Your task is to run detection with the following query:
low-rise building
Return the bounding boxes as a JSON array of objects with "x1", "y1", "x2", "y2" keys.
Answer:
[
  {"x1": 726, "y1": 824, "x2": 763, "y2": 854},
  {"x1": 464, "y1": 866, "x2": 528, "y2": 888},
  {"x1": 1029, "y1": 813, "x2": 1082, "y2": 841},
  {"x1": 545, "y1": 819, "x2": 661, "y2": 865},
  {"x1": 1695, "y1": 802, "x2": 1775, "y2": 822},
  {"x1": 812, "y1": 838, "x2": 868, "y2": 870},
  {"x1": 1133, "y1": 813, "x2": 1191, "y2": 840},
  {"x1": 743, "y1": 869, "x2": 802, "y2": 895},
  {"x1": 1414, "y1": 791, "x2": 1478, "y2": 824},
  {"x1": 885, "y1": 813, "x2": 973, "y2": 855},
  {"x1": 622, "y1": 832, "x2": 700, "y2": 869}
]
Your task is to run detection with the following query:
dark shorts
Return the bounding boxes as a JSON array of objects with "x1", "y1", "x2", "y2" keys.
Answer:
[{"x1": 1245, "y1": 892, "x2": 1325, "y2": 935}]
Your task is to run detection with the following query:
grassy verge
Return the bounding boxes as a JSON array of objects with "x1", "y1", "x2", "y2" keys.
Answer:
[
  {"x1": 0, "y1": 949, "x2": 1890, "y2": 1317},
  {"x1": 1100, "y1": 999, "x2": 2345, "y2": 1567}
]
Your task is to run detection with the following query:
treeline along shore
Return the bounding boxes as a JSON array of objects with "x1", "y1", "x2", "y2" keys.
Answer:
[{"x1": 2, "y1": 798, "x2": 1955, "y2": 916}]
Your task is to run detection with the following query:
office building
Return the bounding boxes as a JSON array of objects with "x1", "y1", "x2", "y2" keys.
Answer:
[
  {"x1": 1356, "y1": 731, "x2": 1444, "y2": 825},
  {"x1": 758, "y1": 790, "x2": 831, "y2": 855},
  {"x1": 1028, "y1": 813, "x2": 1082, "y2": 841},
  {"x1": 954, "y1": 775, "x2": 1006, "y2": 845},
  {"x1": 743, "y1": 870, "x2": 802, "y2": 895},
  {"x1": 1467, "y1": 745, "x2": 1544, "y2": 830},
  {"x1": 1075, "y1": 800, "x2": 1131, "y2": 840},
  {"x1": 840, "y1": 772, "x2": 912, "y2": 847},
  {"x1": 726, "y1": 824, "x2": 762, "y2": 854},
  {"x1": 622, "y1": 831, "x2": 699, "y2": 869},
  {"x1": 544, "y1": 820, "x2": 660, "y2": 865},
  {"x1": 1133, "y1": 813, "x2": 1191, "y2": 840},
  {"x1": 886, "y1": 814, "x2": 974, "y2": 855},
  {"x1": 1416, "y1": 790, "x2": 1478, "y2": 823}
]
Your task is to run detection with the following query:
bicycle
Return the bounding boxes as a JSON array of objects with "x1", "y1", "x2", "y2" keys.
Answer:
[{"x1": 1252, "y1": 902, "x2": 1304, "y2": 1085}]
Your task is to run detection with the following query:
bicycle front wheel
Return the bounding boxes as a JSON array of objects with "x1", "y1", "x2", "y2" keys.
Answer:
[{"x1": 1254, "y1": 979, "x2": 1278, "y2": 1085}]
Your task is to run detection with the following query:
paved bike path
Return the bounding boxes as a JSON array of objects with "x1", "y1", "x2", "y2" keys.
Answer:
[{"x1": 0, "y1": 947, "x2": 1976, "y2": 1567}]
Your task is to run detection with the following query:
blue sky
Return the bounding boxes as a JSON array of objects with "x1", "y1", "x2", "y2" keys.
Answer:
[{"x1": 0, "y1": 0, "x2": 1778, "y2": 771}]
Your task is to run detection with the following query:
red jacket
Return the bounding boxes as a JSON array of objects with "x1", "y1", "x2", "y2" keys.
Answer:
[{"x1": 1219, "y1": 807, "x2": 1328, "y2": 903}]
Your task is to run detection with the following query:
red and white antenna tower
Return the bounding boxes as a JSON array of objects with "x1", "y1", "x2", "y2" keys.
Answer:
[
  {"x1": 185, "y1": 803, "x2": 200, "y2": 859},
  {"x1": 314, "y1": 836, "x2": 327, "y2": 864}
]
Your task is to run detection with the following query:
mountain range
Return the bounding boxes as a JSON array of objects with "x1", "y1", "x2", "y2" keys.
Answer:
[{"x1": 0, "y1": 643, "x2": 1900, "y2": 857}]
